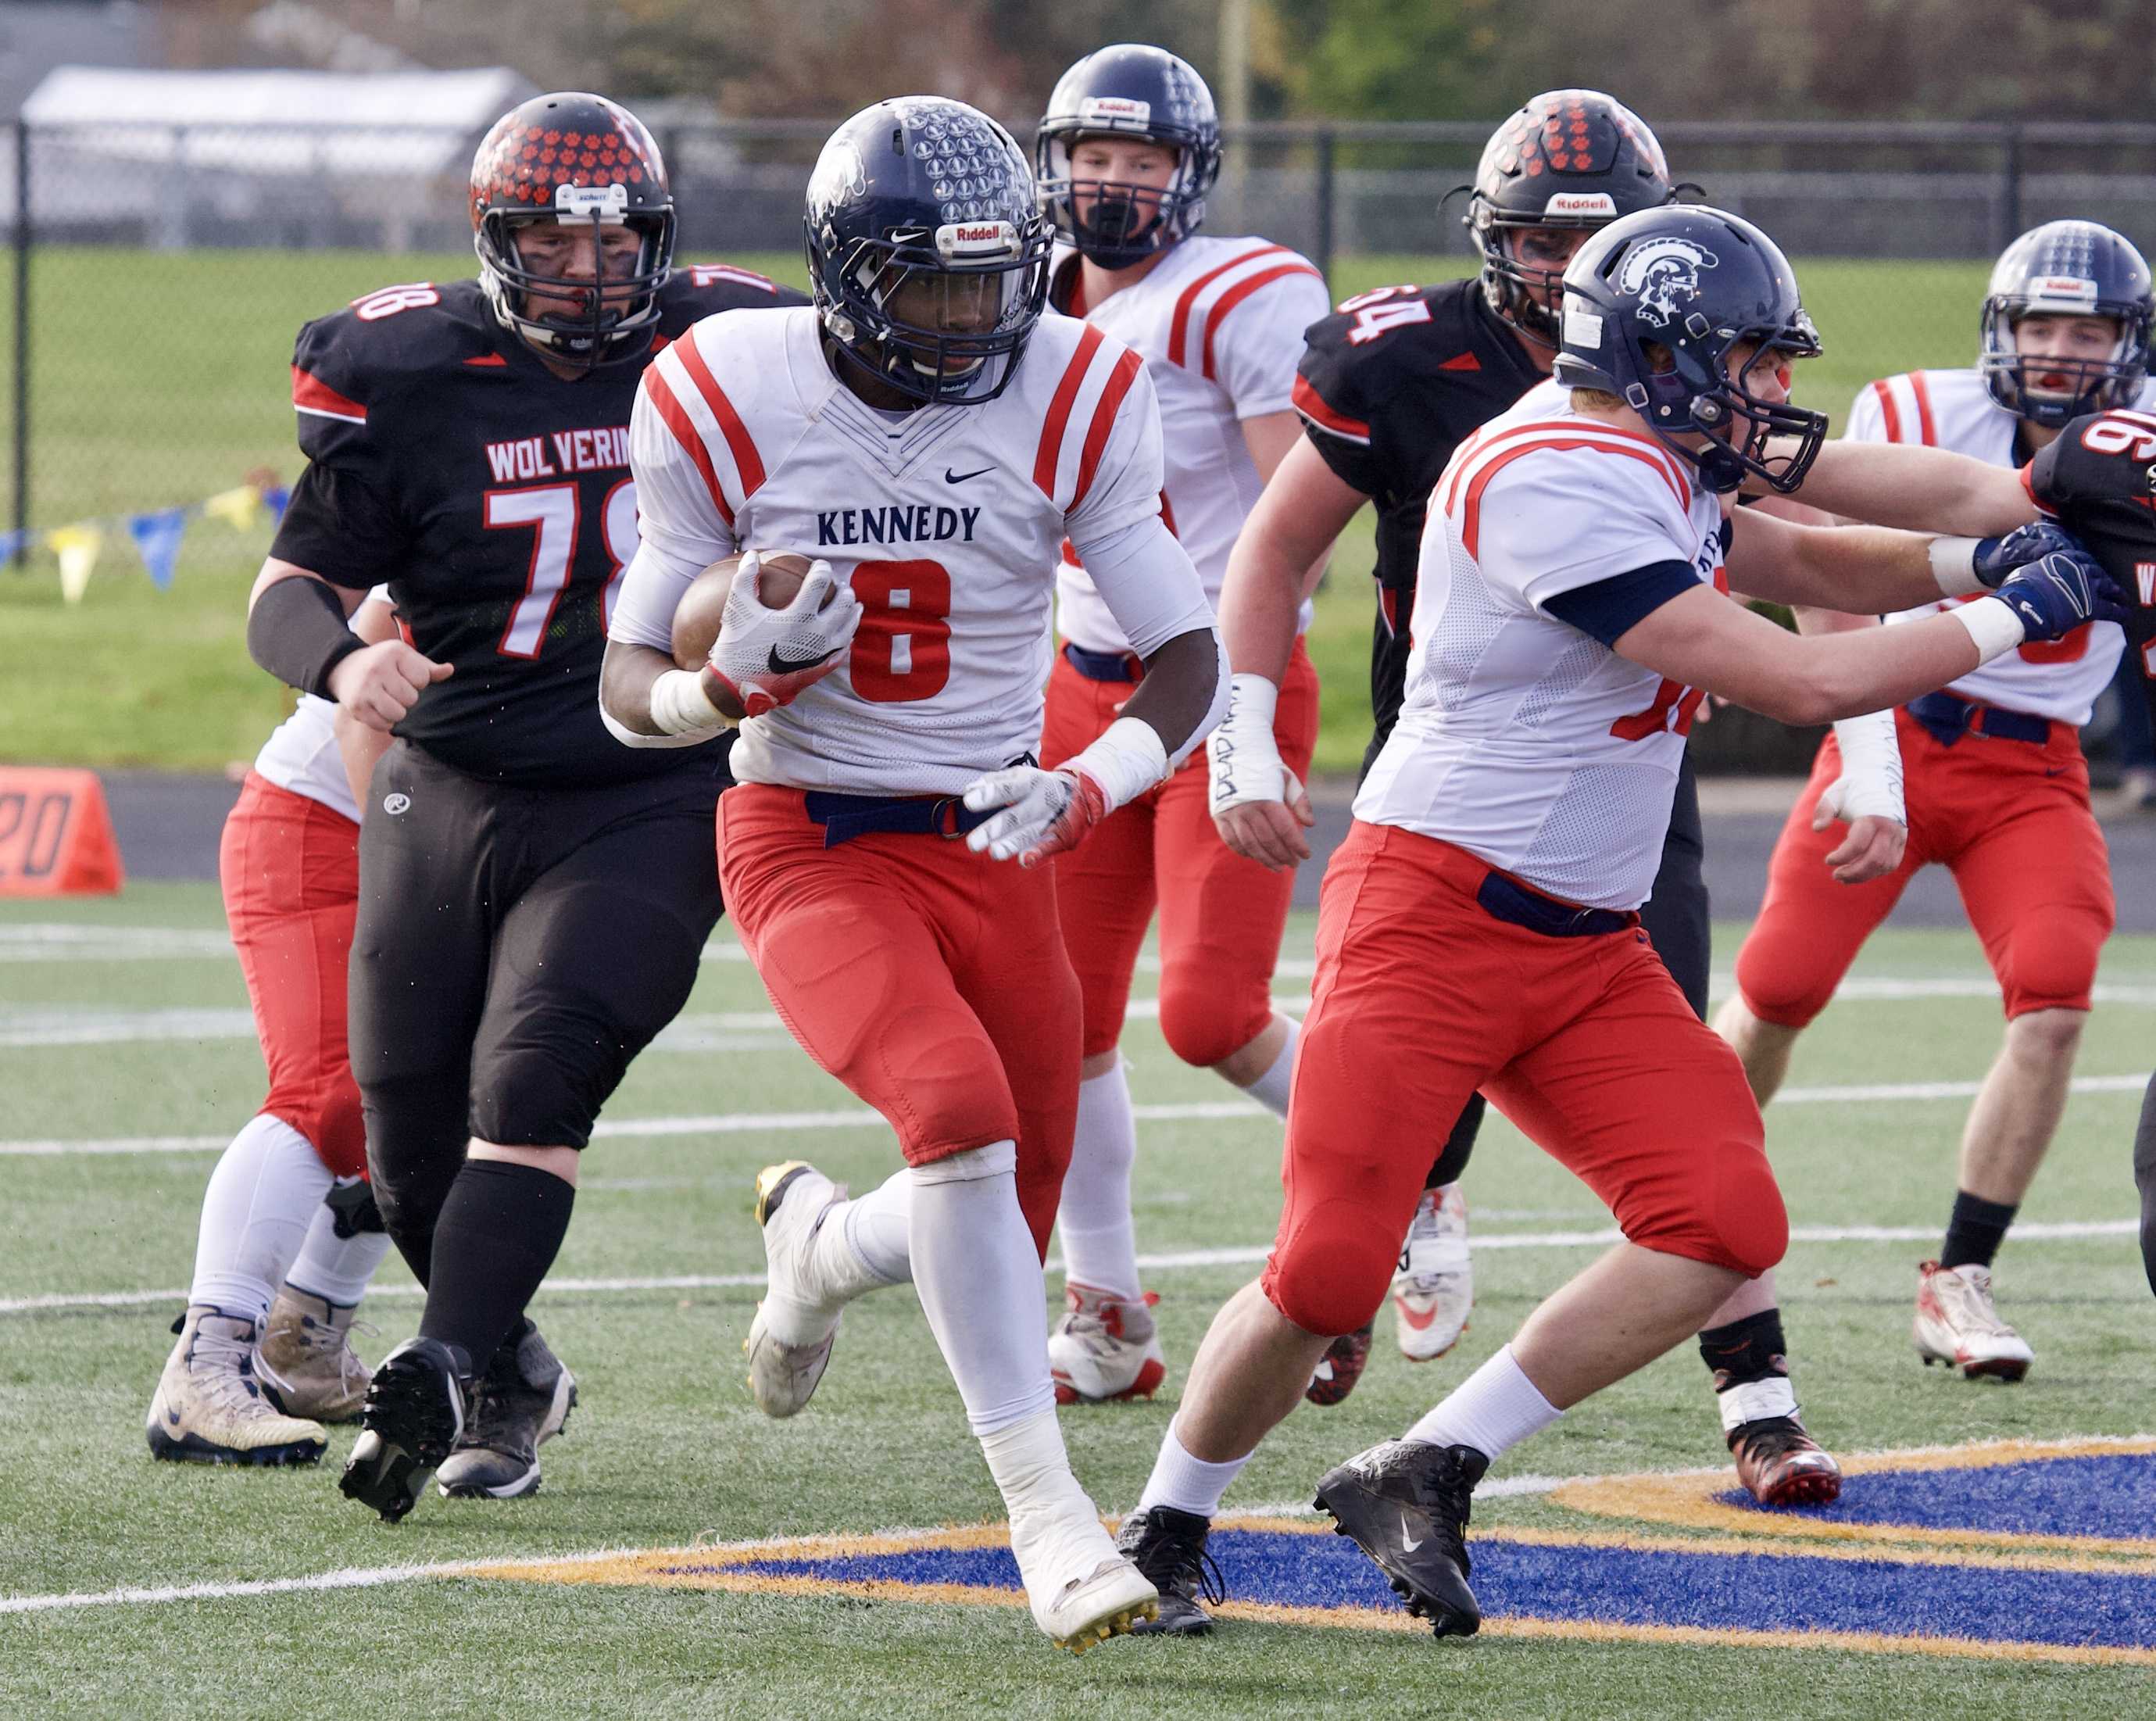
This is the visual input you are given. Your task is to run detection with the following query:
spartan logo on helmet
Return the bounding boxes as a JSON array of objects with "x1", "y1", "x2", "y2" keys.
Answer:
[
  {"x1": 806, "y1": 138, "x2": 871, "y2": 216},
  {"x1": 1618, "y1": 237, "x2": 1719, "y2": 329}
]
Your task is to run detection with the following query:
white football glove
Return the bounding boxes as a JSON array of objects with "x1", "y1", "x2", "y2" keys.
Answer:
[
  {"x1": 707, "y1": 552, "x2": 863, "y2": 717},
  {"x1": 963, "y1": 716, "x2": 1168, "y2": 867}
]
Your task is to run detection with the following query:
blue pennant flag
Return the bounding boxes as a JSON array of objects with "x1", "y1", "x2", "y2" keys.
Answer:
[
  {"x1": 0, "y1": 529, "x2": 23, "y2": 564},
  {"x1": 127, "y1": 507, "x2": 188, "y2": 590},
  {"x1": 259, "y1": 484, "x2": 291, "y2": 522}
]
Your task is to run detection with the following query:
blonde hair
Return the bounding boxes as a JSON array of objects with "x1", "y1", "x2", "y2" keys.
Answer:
[{"x1": 1569, "y1": 387, "x2": 1625, "y2": 412}]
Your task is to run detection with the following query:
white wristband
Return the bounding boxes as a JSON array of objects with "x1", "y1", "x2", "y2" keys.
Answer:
[
  {"x1": 1225, "y1": 670, "x2": 1279, "y2": 732},
  {"x1": 1828, "y1": 710, "x2": 1904, "y2": 823},
  {"x1": 1928, "y1": 536, "x2": 1986, "y2": 598},
  {"x1": 1069, "y1": 715, "x2": 1170, "y2": 815},
  {"x1": 1945, "y1": 596, "x2": 2029, "y2": 665},
  {"x1": 649, "y1": 667, "x2": 728, "y2": 736}
]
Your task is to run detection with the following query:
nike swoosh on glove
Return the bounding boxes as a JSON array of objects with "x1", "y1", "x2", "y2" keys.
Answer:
[
  {"x1": 1969, "y1": 521, "x2": 2086, "y2": 589},
  {"x1": 1990, "y1": 549, "x2": 2129, "y2": 641},
  {"x1": 960, "y1": 766, "x2": 1110, "y2": 868},
  {"x1": 707, "y1": 553, "x2": 863, "y2": 717}
]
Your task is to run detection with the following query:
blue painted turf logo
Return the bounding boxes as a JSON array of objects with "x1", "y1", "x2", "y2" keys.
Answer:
[{"x1": 472, "y1": 1436, "x2": 2156, "y2": 1666}]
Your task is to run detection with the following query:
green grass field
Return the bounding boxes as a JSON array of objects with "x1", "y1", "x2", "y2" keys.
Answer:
[
  {"x1": 0, "y1": 249, "x2": 1992, "y2": 775},
  {"x1": 4, "y1": 887, "x2": 2154, "y2": 1716}
]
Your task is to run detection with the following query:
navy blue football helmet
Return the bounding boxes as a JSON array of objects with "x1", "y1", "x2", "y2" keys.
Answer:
[
  {"x1": 1980, "y1": 220, "x2": 2153, "y2": 427},
  {"x1": 804, "y1": 98, "x2": 1053, "y2": 406},
  {"x1": 1466, "y1": 90, "x2": 1679, "y2": 348},
  {"x1": 1035, "y1": 44, "x2": 1221, "y2": 268},
  {"x1": 1554, "y1": 206, "x2": 1826, "y2": 494}
]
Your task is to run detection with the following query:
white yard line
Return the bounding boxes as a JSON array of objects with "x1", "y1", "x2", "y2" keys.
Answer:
[{"x1": 4, "y1": 1217, "x2": 2137, "y2": 1318}]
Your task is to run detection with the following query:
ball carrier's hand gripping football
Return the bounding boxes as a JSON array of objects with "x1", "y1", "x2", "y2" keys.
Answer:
[{"x1": 703, "y1": 552, "x2": 863, "y2": 719}]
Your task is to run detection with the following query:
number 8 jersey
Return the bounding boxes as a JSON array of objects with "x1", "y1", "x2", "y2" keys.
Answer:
[
  {"x1": 1356, "y1": 380, "x2": 1729, "y2": 911},
  {"x1": 613, "y1": 305, "x2": 1215, "y2": 796}
]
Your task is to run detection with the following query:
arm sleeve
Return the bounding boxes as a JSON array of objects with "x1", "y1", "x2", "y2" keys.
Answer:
[
  {"x1": 1064, "y1": 356, "x2": 1170, "y2": 544},
  {"x1": 1212, "y1": 265, "x2": 1334, "y2": 420},
  {"x1": 1477, "y1": 450, "x2": 1699, "y2": 617},
  {"x1": 608, "y1": 371, "x2": 741, "y2": 654},
  {"x1": 1292, "y1": 313, "x2": 1387, "y2": 496},
  {"x1": 1067, "y1": 512, "x2": 1217, "y2": 660},
  {"x1": 1541, "y1": 560, "x2": 1703, "y2": 646}
]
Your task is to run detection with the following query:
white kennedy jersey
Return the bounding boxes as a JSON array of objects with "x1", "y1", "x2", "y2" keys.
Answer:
[
  {"x1": 1050, "y1": 237, "x2": 1330, "y2": 653},
  {"x1": 612, "y1": 306, "x2": 1214, "y2": 796},
  {"x1": 1356, "y1": 381, "x2": 1727, "y2": 911},
  {"x1": 1847, "y1": 365, "x2": 2140, "y2": 725},
  {"x1": 250, "y1": 585, "x2": 393, "y2": 824}
]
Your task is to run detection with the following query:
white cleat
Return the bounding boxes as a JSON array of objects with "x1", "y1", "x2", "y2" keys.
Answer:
[
  {"x1": 1031, "y1": 1555, "x2": 1161, "y2": 1654},
  {"x1": 745, "y1": 1161, "x2": 848, "y2": 1418},
  {"x1": 1049, "y1": 1283, "x2": 1167, "y2": 1404},
  {"x1": 1914, "y1": 1260, "x2": 2034, "y2": 1382},
  {"x1": 1392, "y1": 1183, "x2": 1473, "y2": 1362},
  {"x1": 1006, "y1": 1465, "x2": 1158, "y2": 1651},
  {"x1": 147, "y1": 1304, "x2": 327, "y2": 1466}
]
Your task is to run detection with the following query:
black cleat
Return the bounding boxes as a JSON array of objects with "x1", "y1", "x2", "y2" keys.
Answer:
[
  {"x1": 338, "y1": 1337, "x2": 465, "y2": 1523},
  {"x1": 1117, "y1": 1505, "x2": 1225, "y2": 1637},
  {"x1": 1313, "y1": 1438, "x2": 1487, "y2": 1637},
  {"x1": 435, "y1": 1321, "x2": 576, "y2": 1501},
  {"x1": 1305, "y1": 1322, "x2": 1375, "y2": 1407}
]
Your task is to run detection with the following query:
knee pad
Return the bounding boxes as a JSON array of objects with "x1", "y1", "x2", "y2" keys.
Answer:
[
  {"x1": 1704, "y1": 1139, "x2": 1788, "y2": 1278},
  {"x1": 1731, "y1": 939, "x2": 1834, "y2": 1031},
  {"x1": 309, "y1": 1080, "x2": 368, "y2": 1181},
  {"x1": 469, "y1": 1045, "x2": 605, "y2": 1151},
  {"x1": 1156, "y1": 971, "x2": 1271, "y2": 1071},
  {"x1": 1999, "y1": 906, "x2": 2107, "y2": 1017},
  {"x1": 1262, "y1": 1196, "x2": 1399, "y2": 1338},
  {"x1": 361, "y1": 1081, "x2": 468, "y2": 1244}
]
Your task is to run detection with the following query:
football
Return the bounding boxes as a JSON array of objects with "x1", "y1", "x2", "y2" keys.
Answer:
[{"x1": 670, "y1": 551, "x2": 822, "y2": 671}]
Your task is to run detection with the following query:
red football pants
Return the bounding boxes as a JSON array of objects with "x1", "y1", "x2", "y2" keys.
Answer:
[
  {"x1": 1264, "y1": 821, "x2": 1784, "y2": 1339},
  {"x1": 217, "y1": 773, "x2": 366, "y2": 1179},
  {"x1": 716, "y1": 783, "x2": 1082, "y2": 1260},
  {"x1": 1040, "y1": 638, "x2": 1321, "y2": 1065},
  {"x1": 1736, "y1": 708, "x2": 2115, "y2": 1028}
]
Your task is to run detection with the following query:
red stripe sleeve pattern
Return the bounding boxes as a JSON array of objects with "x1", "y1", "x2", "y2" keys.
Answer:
[
  {"x1": 1292, "y1": 373, "x2": 1372, "y2": 443},
  {"x1": 1069, "y1": 349, "x2": 1146, "y2": 514},
  {"x1": 674, "y1": 331, "x2": 767, "y2": 498},
  {"x1": 1034, "y1": 324, "x2": 1107, "y2": 503},
  {"x1": 1167, "y1": 244, "x2": 1292, "y2": 369},
  {"x1": 1200, "y1": 262, "x2": 1326, "y2": 381},
  {"x1": 641, "y1": 367, "x2": 733, "y2": 528},
  {"x1": 291, "y1": 366, "x2": 366, "y2": 424}
]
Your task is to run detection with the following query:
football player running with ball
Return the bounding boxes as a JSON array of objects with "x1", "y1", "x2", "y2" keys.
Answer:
[
  {"x1": 1720, "y1": 221, "x2": 2151, "y2": 1386},
  {"x1": 600, "y1": 99, "x2": 1226, "y2": 1652},
  {"x1": 1027, "y1": 44, "x2": 1332, "y2": 1408},
  {"x1": 1112, "y1": 205, "x2": 2120, "y2": 1637},
  {"x1": 1231, "y1": 90, "x2": 1718, "y2": 1412},
  {"x1": 246, "y1": 92, "x2": 801, "y2": 1522}
]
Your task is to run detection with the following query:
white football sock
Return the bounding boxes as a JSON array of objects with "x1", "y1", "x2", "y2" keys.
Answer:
[
  {"x1": 1405, "y1": 1344, "x2": 1561, "y2": 1462},
  {"x1": 282, "y1": 1182, "x2": 394, "y2": 1308},
  {"x1": 828, "y1": 1166, "x2": 913, "y2": 1291},
  {"x1": 189, "y1": 1114, "x2": 334, "y2": 1326},
  {"x1": 1135, "y1": 1418, "x2": 1252, "y2": 1518},
  {"x1": 1055, "y1": 1061, "x2": 1141, "y2": 1301},
  {"x1": 908, "y1": 1140, "x2": 1057, "y2": 1437},
  {"x1": 1235, "y1": 1016, "x2": 1300, "y2": 1118}
]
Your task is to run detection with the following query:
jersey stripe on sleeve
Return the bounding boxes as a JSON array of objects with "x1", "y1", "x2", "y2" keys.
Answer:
[
  {"x1": 1908, "y1": 370, "x2": 1938, "y2": 445},
  {"x1": 1450, "y1": 429, "x2": 1691, "y2": 560},
  {"x1": 1868, "y1": 377, "x2": 1906, "y2": 442},
  {"x1": 1166, "y1": 243, "x2": 1292, "y2": 368},
  {"x1": 674, "y1": 330, "x2": 767, "y2": 497},
  {"x1": 1070, "y1": 348, "x2": 1146, "y2": 514},
  {"x1": 1199, "y1": 260, "x2": 1327, "y2": 381},
  {"x1": 291, "y1": 366, "x2": 366, "y2": 426},
  {"x1": 641, "y1": 366, "x2": 734, "y2": 528},
  {"x1": 1291, "y1": 374, "x2": 1371, "y2": 444},
  {"x1": 1034, "y1": 323, "x2": 1107, "y2": 502}
]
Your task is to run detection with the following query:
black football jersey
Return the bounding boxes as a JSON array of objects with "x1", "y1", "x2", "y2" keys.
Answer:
[
  {"x1": 271, "y1": 267, "x2": 807, "y2": 786},
  {"x1": 1294, "y1": 277, "x2": 1544, "y2": 760},
  {"x1": 2026, "y1": 412, "x2": 2156, "y2": 725}
]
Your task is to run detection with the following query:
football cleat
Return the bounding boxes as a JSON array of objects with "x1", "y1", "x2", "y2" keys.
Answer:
[
  {"x1": 1729, "y1": 1415, "x2": 1842, "y2": 1507},
  {"x1": 1914, "y1": 1260, "x2": 2034, "y2": 1382},
  {"x1": 1049, "y1": 1283, "x2": 1167, "y2": 1404},
  {"x1": 744, "y1": 1161, "x2": 847, "y2": 1419},
  {"x1": 1117, "y1": 1505, "x2": 1224, "y2": 1637},
  {"x1": 1005, "y1": 1452, "x2": 1159, "y2": 1651},
  {"x1": 1035, "y1": 1556, "x2": 1160, "y2": 1654},
  {"x1": 339, "y1": 1337, "x2": 465, "y2": 1523},
  {"x1": 1304, "y1": 1322, "x2": 1374, "y2": 1406},
  {"x1": 1392, "y1": 1184, "x2": 1473, "y2": 1362},
  {"x1": 256, "y1": 1286, "x2": 373, "y2": 1423},
  {"x1": 146, "y1": 1304, "x2": 327, "y2": 1466},
  {"x1": 1313, "y1": 1439, "x2": 1487, "y2": 1637},
  {"x1": 436, "y1": 1321, "x2": 577, "y2": 1500}
]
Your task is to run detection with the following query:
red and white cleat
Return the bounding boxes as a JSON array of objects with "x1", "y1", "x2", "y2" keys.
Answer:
[
  {"x1": 1914, "y1": 1260, "x2": 2033, "y2": 1382},
  {"x1": 1729, "y1": 1415, "x2": 1843, "y2": 1507},
  {"x1": 1392, "y1": 1183, "x2": 1473, "y2": 1361},
  {"x1": 1049, "y1": 1283, "x2": 1167, "y2": 1404}
]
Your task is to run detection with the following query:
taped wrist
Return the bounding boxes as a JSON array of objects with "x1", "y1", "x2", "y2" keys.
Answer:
[
  {"x1": 1927, "y1": 536, "x2": 1986, "y2": 597},
  {"x1": 1067, "y1": 716, "x2": 1169, "y2": 815},
  {"x1": 649, "y1": 667, "x2": 728, "y2": 736},
  {"x1": 247, "y1": 574, "x2": 363, "y2": 698},
  {"x1": 1947, "y1": 596, "x2": 2028, "y2": 664},
  {"x1": 1828, "y1": 709, "x2": 1904, "y2": 821}
]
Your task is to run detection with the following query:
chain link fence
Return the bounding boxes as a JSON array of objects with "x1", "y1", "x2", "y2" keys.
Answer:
[{"x1": 4, "y1": 115, "x2": 2153, "y2": 769}]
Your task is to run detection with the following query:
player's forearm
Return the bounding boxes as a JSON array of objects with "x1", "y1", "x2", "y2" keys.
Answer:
[
  {"x1": 599, "y1": 639, "x2": 728, "y2": 746},
  {"x1": 1123, "y1": 626, "x2": 1229, "y2": 761},
  {"x1": 1772, "y1": 441, "x2": 2037, "y2": 535},
  {"x1": 1775, "y1": 525, "x2": 1942, "y2": 614},
  {"x1": 1217, "y1": 537, "x2": 1308, "y2": 683},
  {"x1": 1750, "y1": 617, "x2": 1984, "y2": 727}
]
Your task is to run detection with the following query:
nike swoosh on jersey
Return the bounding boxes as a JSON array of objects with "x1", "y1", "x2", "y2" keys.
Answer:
[
  {"x1": 945, "y1": 465, "x2": 994, "y2": 484},
  {"x1": 767, "y1": 645, "x2": 839, "y2": 674}
]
